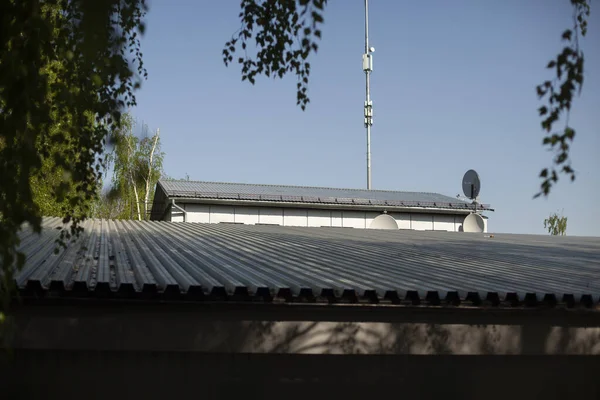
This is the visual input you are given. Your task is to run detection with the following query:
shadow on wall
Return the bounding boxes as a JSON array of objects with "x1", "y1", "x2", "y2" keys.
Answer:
[
  {"x1": 5, "y1": 311, "x2": 600, "y2": 399},
  {"x1": 9, "y1": 313, "x2": 600, "y2": 355},
  {"x1": 219, "y1": 320, "x2": 600, "y2": 355}
]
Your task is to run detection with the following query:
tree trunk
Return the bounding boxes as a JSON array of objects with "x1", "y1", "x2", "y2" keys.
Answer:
[
  {"x1": 132, "y1": 181, "x2": 142, "y2": 221},
  {"x1": 126, "y1": 135, "x2": 142, "y2": 221},
  {"x1": 143, "y1": 128, "x2": 160, "y2": 220}
]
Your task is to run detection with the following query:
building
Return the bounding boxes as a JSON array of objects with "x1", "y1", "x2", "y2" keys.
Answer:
[
  {"x1": 3, "y1": 217, "x2": 600, "y2": 398},
  {"x1": 150, "y1": 179, "x2": 493, "y2": 232}
]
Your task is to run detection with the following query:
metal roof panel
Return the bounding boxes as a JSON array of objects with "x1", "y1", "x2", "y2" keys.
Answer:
[{"x1": 14, "y1": 218, "x2": 600, "y2": 307}]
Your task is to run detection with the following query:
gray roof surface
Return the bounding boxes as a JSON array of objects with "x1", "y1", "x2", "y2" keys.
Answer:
[
  {"x1": 14, "y1": 218, "x2": 600, "y2": 307},
  {"x1": 157, "y1": 179, "x2": 492, "y2": 211}
]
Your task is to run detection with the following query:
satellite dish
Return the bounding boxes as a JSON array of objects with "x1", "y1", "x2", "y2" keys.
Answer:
[
  {"x1": 462, "y1": 169, "x2": 481, "y2": 199},
  {"x1": 369, "y1": 214, "x2": 398, "y2": 230},
  {"x1": 463, "y1": 213, "x2": 485, "y2": 233}
]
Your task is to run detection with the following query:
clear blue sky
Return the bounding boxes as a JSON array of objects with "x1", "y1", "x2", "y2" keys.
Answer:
[{"x1": 133, "y1": 0, "x2": 599, "y2": 236}]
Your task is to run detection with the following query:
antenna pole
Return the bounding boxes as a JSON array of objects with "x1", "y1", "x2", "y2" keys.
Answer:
[{"x1": 363, "y1": 0, "x2": 373, "y2": 190}]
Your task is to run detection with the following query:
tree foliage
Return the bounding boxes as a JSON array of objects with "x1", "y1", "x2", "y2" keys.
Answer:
[
  {"x1": 0, "y1": 0, "x2": 147, "y2": 306},
  {"x1": 30, "y1": 60, "x2": 100, "y2": 218},
  {"x1": 223, "y1": 0, "x2": 327, "y2": 110},
  {"x1": 544, "y1": 211, "x2": 568, "y2": 236},
  {"x1": 224, "y1": 0, "x2": 591, "y2": 196},
  {"x1": 94, "y1": 112, "x2": 164, "y2": 220},
  {"x1": 536, "y1": 0, "x2": 590, "y2": 198}
]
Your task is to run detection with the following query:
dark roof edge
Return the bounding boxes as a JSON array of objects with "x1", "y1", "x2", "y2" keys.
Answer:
[
  {"x1": 12, "y1": 297, "x2": 600, "y2": 321},
  {"x1": 166, "y1": 196, "x2": 492, "y2": 213}
]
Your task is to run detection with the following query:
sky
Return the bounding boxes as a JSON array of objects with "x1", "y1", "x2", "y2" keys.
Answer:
[{"x1": 132, "y1": 0, "x2": 600, "y2": 236}]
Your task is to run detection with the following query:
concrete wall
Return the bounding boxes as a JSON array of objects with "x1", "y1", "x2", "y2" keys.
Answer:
[
  {"x1": 7, "y1": 304, "x2": 600, "y2": 355},
  {"x1": 169, "y1": 203, "x2": 480, "y2": 232},
  {"x1": 3, "y1": 350, "x2": 599, "y2": 399},
  {"x1": 2, "y1": 304, "x2": 599, "y2": 399}
]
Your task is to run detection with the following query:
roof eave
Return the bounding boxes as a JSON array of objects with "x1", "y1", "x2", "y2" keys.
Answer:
[{"x1": 166, "y1": 196, "x2": 487, "y2": 215}]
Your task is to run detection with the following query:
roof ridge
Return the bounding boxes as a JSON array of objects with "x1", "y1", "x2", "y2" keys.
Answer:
[{"x1": 159, "y1": 178, "x2": 448, "y2": 197}]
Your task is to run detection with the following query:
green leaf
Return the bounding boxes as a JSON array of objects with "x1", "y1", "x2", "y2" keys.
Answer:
[
  {"x1": 564, "y1": 127, "x2": 575, "y2": 140},
  {"x1": 222, "y1": 0, "x2": 328, "y2": 110},
  {"x1": 92, "y1": 74, "x2": 103, "y2": 87},
  {"x1": 536, "y1": 85, "x2": 546, "y2": 97}
]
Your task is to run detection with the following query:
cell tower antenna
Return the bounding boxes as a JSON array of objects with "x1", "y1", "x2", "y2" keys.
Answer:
[{"x1": 362, "y1": 0, "x2": 374, "y2": 189}]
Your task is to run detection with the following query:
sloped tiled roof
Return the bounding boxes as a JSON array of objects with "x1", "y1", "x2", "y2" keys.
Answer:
[{"x1": 157, "y1": 179, "x2": 492, "y2": 211}]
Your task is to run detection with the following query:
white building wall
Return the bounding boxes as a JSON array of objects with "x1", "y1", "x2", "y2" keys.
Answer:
[
  {"x1": 185, "y1": 204, "x2": 209, "y2": 223},
  {"x1": 365, "y1": 211, "x2": 380, "y2": 229},
  {"x1": 234, "y1": 206, "x2": 259, "y2": 225},
  {"x1": 390, "y1": 213, "x2": 411, "y2": 230},
  {"x1": 210, "y1": 205, "x2": 235, "y2": 224},
  {"x1": 342, "y1": 211, "x2": 366, "y2": 229},
  {"x1": 169, "y1": 209, "x2": 183, "y2": 222},
  {"x1": 433, "y1": 215, "x2": 456, "y2": 232},
  {"x1": 283, "y1": 209, "x2": 308, "y2": 227},
  {"x1": 166, "y1": 203, "x2": 486, "y2": 232},
  {"x1": 259, "y1": 208, "x2": 284, "y2": 225},
  {"x1": 331, "y1": 211, "x2": 343, "y2": 227},
  {"x1": 455, "y1": 215, "x2": 465, "y2": 232},
  {"x1": 411, "y1": 214, "x2": 434, "y2": 231},
  {"x1": 308, "y1": 210, "x2": 331, "y2": 227}
]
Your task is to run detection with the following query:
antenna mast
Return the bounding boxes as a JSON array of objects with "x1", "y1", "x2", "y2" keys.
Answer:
[{"x1": 362, "y1": 0, "x2": 374, "y2": 190}]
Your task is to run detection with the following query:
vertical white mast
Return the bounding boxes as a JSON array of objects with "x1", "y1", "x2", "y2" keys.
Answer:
[{"x1": 363, "y1": 0, "x2": 374, "y2": 189}]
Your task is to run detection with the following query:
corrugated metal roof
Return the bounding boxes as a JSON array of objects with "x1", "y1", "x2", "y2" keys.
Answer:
[
  {"x1": 13, "y1": 218, "x2": 600, "y2": 308},
  {"x1": 157, "y1": 179, "x2": 492, "y2": 211}
]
